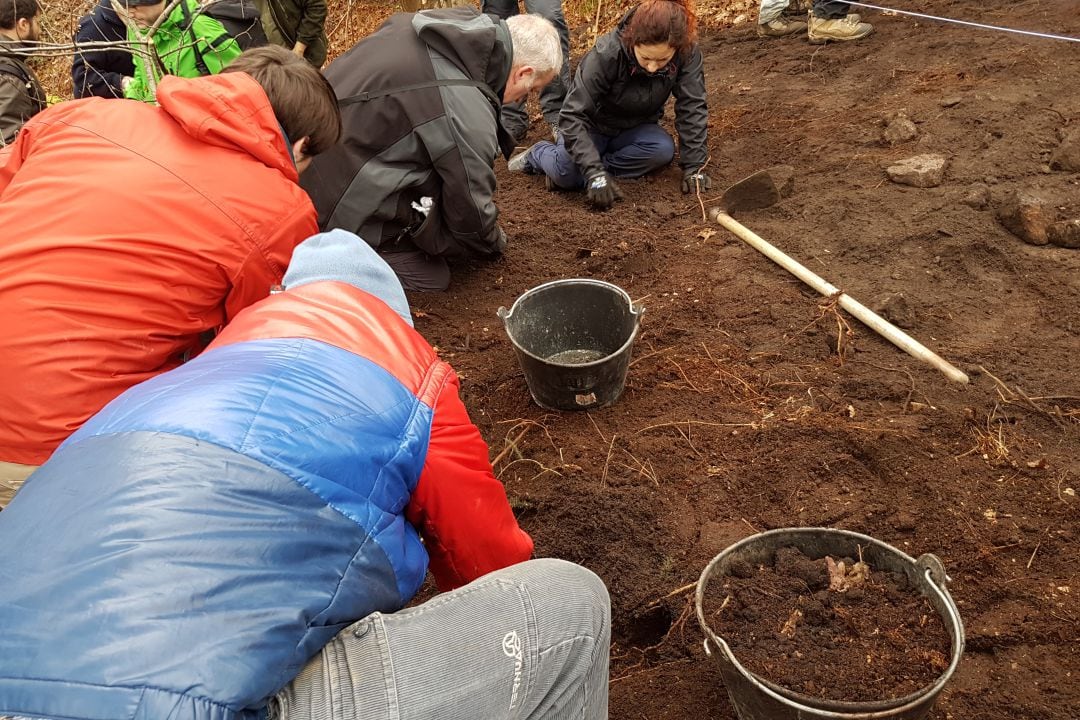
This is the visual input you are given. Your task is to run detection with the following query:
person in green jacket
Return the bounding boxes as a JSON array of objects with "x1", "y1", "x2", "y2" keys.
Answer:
[
  {"x1": 255, "y1": 0, "x2": 327, "y2": 68},
  {"x1": 122, "y1": 0, "x2": 243, "y2": 102}
]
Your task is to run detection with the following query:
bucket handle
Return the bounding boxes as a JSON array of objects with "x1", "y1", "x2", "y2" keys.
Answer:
[{"x1": 496, "y1": 306, "x2": 510, "y2": 322}]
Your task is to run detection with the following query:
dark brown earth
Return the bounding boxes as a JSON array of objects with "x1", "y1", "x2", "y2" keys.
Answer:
[
  {"x1": 704, "y1": 545, "x2": 952, "y2": 702},
  {"x1": 410, "y1": 1, "x2": 1080, "y2": 718}
]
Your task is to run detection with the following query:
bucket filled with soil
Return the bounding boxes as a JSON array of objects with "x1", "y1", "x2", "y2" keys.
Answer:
[
  {"x1": 694, "y1": 528, "x2": 964, "y2": 720},
  {"x1": 497, "y1": 279, "x2": 643, "y2": 410}
]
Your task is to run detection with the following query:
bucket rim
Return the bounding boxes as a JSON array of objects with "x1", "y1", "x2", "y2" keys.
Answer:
[
  {"x1": 693, "y1": 527, "x2": 966, "y2": 719},
  {"x1": 497, "y1": 278, "x2": 643, "y2": 368}
]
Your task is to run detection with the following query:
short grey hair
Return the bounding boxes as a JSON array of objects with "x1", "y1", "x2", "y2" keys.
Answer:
[{"x1": 506, "y1": 14, "x2": 562, "y2": 76}]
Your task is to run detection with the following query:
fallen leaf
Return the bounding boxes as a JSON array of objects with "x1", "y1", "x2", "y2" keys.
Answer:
[{"x1": 698, "y1": 229, "x2": 718, "y2": 241}]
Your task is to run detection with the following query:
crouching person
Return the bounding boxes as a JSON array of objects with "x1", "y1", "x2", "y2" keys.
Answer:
[{"x1": 0, "y1": 230, "x2": 610, "y2": 720}]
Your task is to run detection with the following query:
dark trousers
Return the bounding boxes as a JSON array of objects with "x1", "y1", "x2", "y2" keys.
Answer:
[
  {"x1": 526, "y1": 124, "x2": 676, "y2": 190},
  {"x1": 814, "y1": 0, "x2": 852, "y2": 19},
  {"x1": 483, "y1": 0, "x2": 571, "y2": 140}
]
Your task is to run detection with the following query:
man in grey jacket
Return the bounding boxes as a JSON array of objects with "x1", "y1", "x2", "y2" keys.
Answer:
[{"x1": 301, "y1": 7, "x2": 561, "y2": 292}]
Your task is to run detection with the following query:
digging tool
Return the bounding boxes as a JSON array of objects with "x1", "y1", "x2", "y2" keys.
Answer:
[{"x1": 709, "y1": 167, "x2": 970, "y2": 384}]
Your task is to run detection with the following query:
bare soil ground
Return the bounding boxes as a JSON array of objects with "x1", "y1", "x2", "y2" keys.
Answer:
[
  {"x1": 409, "y1": 1, "x2": 1080, "y2": 717},
  {"x1": 26, "y1": 0, "x2": 1079, "y2": 717}
]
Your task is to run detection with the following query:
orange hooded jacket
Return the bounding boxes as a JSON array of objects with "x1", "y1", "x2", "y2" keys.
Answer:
[{"x1": 0, "y1": 73, "x2": 318, "y2": 465}]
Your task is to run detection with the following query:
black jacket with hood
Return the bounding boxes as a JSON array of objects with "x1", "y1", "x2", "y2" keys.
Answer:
[
  {"x1": 561, "y1": 6, "x2": 708, "y2": 180},
  {"x1": 71, "y1": 0, "x2": 134, "y2": 99},
  {"x1": 302, "y1": 7, "x2": 515, "y2": 261}
]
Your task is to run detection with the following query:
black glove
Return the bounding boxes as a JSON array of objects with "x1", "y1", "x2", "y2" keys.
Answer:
[
  {"x1": 585, "y1": 171, "x2": 623, "y2": 210},
  {"x1": 681, "y1": 168, "x2": 713, "y2": 194}
]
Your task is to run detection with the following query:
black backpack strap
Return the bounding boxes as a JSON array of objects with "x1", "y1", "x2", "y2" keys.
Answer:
[
  {"x1": 179, "y1": 0, "x2": 232, "y2": 77},
  {"x1": 338, "y1": 78, "x2": 501, "y2": 108},
  {"x1": 0, "y1": 55, "x2": 31, "y2": 86},
  {"x1": 339, "y1": 77, "x2": 516, "y2": 159}
]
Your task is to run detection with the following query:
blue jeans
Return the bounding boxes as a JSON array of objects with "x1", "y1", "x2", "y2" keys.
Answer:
[
  {"x1": 526, "y1": 124, "x2": 676, "y2": 190},
  {"x1": 274, "y1": 559, "x2": 610, "y2": 720},
  {"x1": 483, "y1": 0, "x2": 571, "y2": 139}
]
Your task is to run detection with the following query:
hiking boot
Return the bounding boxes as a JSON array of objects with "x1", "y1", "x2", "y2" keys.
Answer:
[
  {"x1": 507, "y1": 144, "x2": 540, "y2": 174},
  {"x1": 757, "y1": 17, "x2": 808, "y2": 37},
  {"x1": 550, "y1": 123, "x2": 561, "y2": 141},
  {"x1": 807, "y1": 13, "x2": 873, "y2": 44}
]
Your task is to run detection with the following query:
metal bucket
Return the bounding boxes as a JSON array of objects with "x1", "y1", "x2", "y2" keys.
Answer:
[
  {"x1": 497, "y1": 279, "x2": 643, "y2": 411},
  {"x1": 694, "y1": 528, "x2": 965, "y2": 720}
]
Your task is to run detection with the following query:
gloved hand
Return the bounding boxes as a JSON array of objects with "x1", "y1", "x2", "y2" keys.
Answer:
[
  {"x1": 681, "y1": 168, "x2": 713, "y2": 194},
  {"x1": 585, "y1": 171, "x2": 623, "y2": 210},
  {"x1": 488, "y1": 225, "x2": 508, "y2": 257}
]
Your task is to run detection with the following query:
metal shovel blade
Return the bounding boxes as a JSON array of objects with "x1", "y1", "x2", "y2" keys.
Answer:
[{"x1": 719, "y1": 166, "x2": 790, "y2": 214}]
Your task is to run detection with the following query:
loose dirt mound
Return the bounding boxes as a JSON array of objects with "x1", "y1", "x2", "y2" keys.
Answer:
[{"x1": 412, "y1": 1, "x2": 1079, "y2": 717}]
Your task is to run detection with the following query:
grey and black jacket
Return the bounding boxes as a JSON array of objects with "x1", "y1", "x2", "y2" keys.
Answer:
[
  {"x1": 302, "y1": 7, "x2": 515, "y2": 261},
  {"x1": 0, "y1": 38, "x2": 45, "y2": 146},
  {"x1": 561, "y1": 7, "x2": 709, "y2": 179}
]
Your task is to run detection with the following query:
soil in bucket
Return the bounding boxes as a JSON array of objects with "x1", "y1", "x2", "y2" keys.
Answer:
[{"x1": 702, "y1": 546, "x2": 952, "y2": 703}]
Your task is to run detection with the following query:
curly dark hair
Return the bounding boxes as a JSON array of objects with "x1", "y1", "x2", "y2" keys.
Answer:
[{"x1": 0, "y1": 0, "x2": 40, "y2": 30}]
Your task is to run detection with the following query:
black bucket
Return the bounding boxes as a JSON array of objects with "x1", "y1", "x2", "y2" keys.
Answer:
[
  {"x1": 694, "y1": 528, "x2": 965, "y2": 720},
  {"x1": 497, "y1": 279, "x2": 644, "y2": 411}
]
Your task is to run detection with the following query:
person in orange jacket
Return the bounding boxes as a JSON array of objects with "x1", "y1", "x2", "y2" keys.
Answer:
[{"x1": 0, "y1": 45, "x2": 342, "y2": 505}]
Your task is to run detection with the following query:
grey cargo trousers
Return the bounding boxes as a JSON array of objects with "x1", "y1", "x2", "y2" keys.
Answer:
[{"x1": 272, "y1": 559, "x2": 611, "y2": 720}]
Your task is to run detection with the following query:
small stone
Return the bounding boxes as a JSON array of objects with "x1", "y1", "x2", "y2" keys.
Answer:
[
  {"x1": 883, "y1": 113, "x2": 919, "y2": 145},
  {"x1": 876, "y1": 293, "x2": 916, "y2": 329},
  {"x1": 892, "y1": 511, "x2": 917, "y2": 532},
  {"x1": 769, "y1": 165, "x2": 796, "y2": 198},
  {"x1": 996, "y1": 190, "x2": 1049, "y2": 246},
  {"x1": 940, "y1": 96, "x2": 963, "y2": 108},
  {"x1": 962, "y1": 184, "x2": 991, "y2": 210},
  {"x1": 1049, "y1": 128, "x2": 1080, "y2": 172},
  {"x1": 1047, "y1": 219, "x2": 1080, "y2": 249},
  {"x1": 886, "y1": 154, "x2": 948, "y2": 188}
]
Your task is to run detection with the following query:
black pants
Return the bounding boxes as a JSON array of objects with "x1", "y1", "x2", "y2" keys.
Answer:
[
  {"x1": 814, "y1": 0, "x2": 852, "y2": 19},
  {"x1": 482, "y1": 0, "x2": 571, "y2": 141}
]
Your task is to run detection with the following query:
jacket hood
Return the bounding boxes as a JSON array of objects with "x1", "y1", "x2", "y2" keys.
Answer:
[
  {"x1": 156, "y1": 73, "x2": 298, "y2": 182},
  {"x1": 411, "y1": 7, "x2": 512, "y2": 101},
  {"x1": 283, "y1": 230, "x2": 414, "y2": 327},
  {"x1": 95, "y1": 0, "x2": 125, "y2": 24}
]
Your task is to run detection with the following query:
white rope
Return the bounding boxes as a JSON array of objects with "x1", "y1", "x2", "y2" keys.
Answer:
[{"x1": 838, "y1": 0, "x2": 1080, "y2": 44}]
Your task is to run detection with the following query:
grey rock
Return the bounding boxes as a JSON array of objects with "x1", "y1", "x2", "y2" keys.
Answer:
[
  {"x1": 1048, "y1": 219, "x2": 1080, "y2": 249},
  {"x1": 940, "y1": 96, "x2": 963, "y2": 108},
  {"x1": 962, "y1": 183, "x2": 991, "y2": 210},
  {"x1": 996, "y1": 190, "x2": 1049, "y2": 246},
  {"x1": 883, "y1": 113, "x2": 919, "y2": 145},
  {"x1": 886, "y1": 154, "x2": 948, "y2": 188},
  {"x1": 876, "y1": 293, "x2": 916, "y2": 329},
  {"x1": 1050, "y1": 128, "x2": 1080, "y2": 172},
  {"x1": 769, "y1": 164, "x2": 796, "y2": 198}
]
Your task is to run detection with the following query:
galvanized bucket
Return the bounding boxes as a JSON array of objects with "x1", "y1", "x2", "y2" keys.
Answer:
[{"x1": 694, "y1": 528, "x2": 965, "y2": 720}]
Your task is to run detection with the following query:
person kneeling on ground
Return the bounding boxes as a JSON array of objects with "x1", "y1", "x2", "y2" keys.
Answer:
[
  {"x1": 302, "y1": 7, "x2": 561, "y2": 292},
  {"x1": 0, "y1": 229, "x2": 611, "y2": 720},
  {"x1": 508, "y1": 0, "x2": 710, "y2": 210},
  {"x1": 0, "y1": 46, "x2": 341, "y2": 504}
]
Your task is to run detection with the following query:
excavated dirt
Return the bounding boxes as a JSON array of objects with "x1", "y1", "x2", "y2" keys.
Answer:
[
  {"x1": 409, "y1": 1, "x2": 1080, "y2": 718},
  {"x1": 703, "y1": 546, "x2": 952, "y2": 702}
]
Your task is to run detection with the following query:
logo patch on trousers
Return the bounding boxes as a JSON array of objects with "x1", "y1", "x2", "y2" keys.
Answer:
[{"x1": 503, "y1": 630, "x2": 524, "y2": 710}]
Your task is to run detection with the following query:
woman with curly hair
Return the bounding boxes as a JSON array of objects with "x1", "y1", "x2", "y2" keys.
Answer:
[{"x1": 508, "y1": 0, "x2": 709, "y2": 209}]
